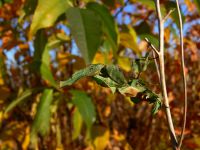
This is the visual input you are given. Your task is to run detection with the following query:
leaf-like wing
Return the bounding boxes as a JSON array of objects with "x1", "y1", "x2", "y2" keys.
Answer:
[
  {"x1": 60, "y1": 64, "x2": 105, "y2": 87},
  {"x1": 105, "y1": 64, "x2": 127, "y2": 85},
  {"x1": 93, "y1": 75, "x2": 120, "y2": 93}
]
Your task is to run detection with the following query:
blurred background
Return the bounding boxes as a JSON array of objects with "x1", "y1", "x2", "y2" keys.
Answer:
[{"x1": 0, "y1": 0, "x2": 199, "y2": 149}]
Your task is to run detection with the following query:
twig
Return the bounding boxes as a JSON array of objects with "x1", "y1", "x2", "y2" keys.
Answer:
[
  {"x1": 175, "y1": 0, "x2": 188, "y2": 149},
  {"x1": 154, "y1": 0, "x2": 178, "y2": 149},
  {"x1": 144, "y1": 38, "x2": 160, "y2": 82},
  {"x1": 114, "y1": 0, "x2": 129, "y2": 18},
  {"x1": 144, "y1": 38, "x2": 160, "y2": 55},
  {"x1": 152, "y1": 51, "x2": 160, "y2": 83},
  {"x1": 163, "y1": 9, "x2": 175, "y2": 21}
]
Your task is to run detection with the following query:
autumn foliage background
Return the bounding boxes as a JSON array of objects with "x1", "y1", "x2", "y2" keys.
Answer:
[{"x1": 0, "y1": 0, "x2": 199, "y2": 149}]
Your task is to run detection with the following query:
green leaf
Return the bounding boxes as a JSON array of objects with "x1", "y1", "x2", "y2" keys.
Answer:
[
  {"x1": 71, "y1": 90, "x2": 96, "y2": 130},
  {"x1": 194, "y1": 0, "x2": 200, "y2": 13},
  {"x1": 0, "y1": 0, "x2": 13, "y2": 6},
  {"x1": 152, "y1": 100, "x2": 162, "y2": 115},
  {"x1": 132, "y1": 52, "x2": 150, "y2": 76},
  {"x1": 136, "y1": 0, "x2": 155, "y2": 9},
  {"x1": 40, "y1": 63, "x2": 57, "y2": 87},
  {"x1": 134, "y1": 21, "x2": 151, "y2": 35},
  {"x1": 139, "y1": 34, "x2": 159, "y2": 49},
  {"x1": 72, "y1": 108, "x2": 83, "y2": 140},
  {"x1": 29, "y1": 0, "x2": 71, "y2": 38},
  {"x1": 33, "y1": 30, "x2": 49, "y2": 64},
  {"x1": 32, "y1": 30, "x2": 57, "y2": 88},
  {"x1": 87, "y1": 2, "x2": 118, "y2": 53},
  {"x1": 131, "y1": 97, "x2": 141, "y2": 104},
  {"x1": 18, "y1": 0, "x2": 37, "y2": 22},
  {"x1": 66, "y1": 7, "x2": 103, "y2": 64},
  {"x1": 93, "y1": 75, "x2": 119, "y2": 93},
  {"x1": 31, "y1": 89, "x2": 53, "y2": 144},
  {"x1": 60, "y1": 64, "x2": 105, "y2": 87},
  {"x1": 4, "y1": 89, "x2": 33, "y2": 113},
  {"x1": 105, "y1": 64, "x2": 127, "y2": 85}
]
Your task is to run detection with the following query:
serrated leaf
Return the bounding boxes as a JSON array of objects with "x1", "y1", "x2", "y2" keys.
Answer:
[
  {"x1": 66, "y1": 7, "x2": 103, "y2": 64},
  {"x1": 105, "y1": 64, "x2": 127, "y2": 85},
  {"x1": 87, "y1": 2, "x2": 118, "y2": 53},
  {"x1": 29, "y1": 0, "x2": 71, "y2": 38},
  {"x1": 31, "y1": 89, "x2": 53, "y2": 144},
  {"x1": 60, "y1": 64, "x2": 105, "y2": 87},
  {"x1": 71, "y1": 90, "x2": 96, "y2": 130},
  {"x1": 4, "y1": 89, "x2": 33, "y2": 113}
]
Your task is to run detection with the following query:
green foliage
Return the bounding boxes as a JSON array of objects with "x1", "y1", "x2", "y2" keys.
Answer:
[
  {"x1": 29, "y1": 0, "x2": 71, "y2": 38},
  {"x1": 132, "y1": 52, "x2": 150, "y2": 75},
  {"x1": 66, "y1": 7, "x2": 103, "y2": 64},
  {"x1": 71, "y1": 90, "x2": 96, "y2": 130},
  {"x1": 0, "y1": 0, "x2": 13, "y2": 7},
  {"x1": 194, "y1": 0, "x2": 200, "y2": 13},
  {"x1": 4, "y1": 89, "x2": 33, "y2": 113},
  {"x1": 31, "y1": 30, "x2": 57, "y2": 88},
  {"x1": 1, "y1": 0, "x2": 198, "y2": 149},
  {"x1": 31, "y1": 89, "x2": 53, "y2": 145},
  {"x1": 61, "y1": 64, "x2": 162, "y2": 114},
  {"x1": 164, "y1": 1, "x2": 185, "y2": 27},
  {"x1": 87, "y1": 2, "x2": 118, "y2": 53}
]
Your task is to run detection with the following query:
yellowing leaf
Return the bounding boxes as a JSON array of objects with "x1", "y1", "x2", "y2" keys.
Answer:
[
  {"x1": 29, "y1": 0, "x2": 71, "y2": 38},
  {"x1": 72, "y1": 108, "x2": 83, "y2": 140},
  {"x1": 120, "y1": 32, "x2": 140, "y2": 54},
  {"x1": 92, "y1": 52, "x2": 113, "y2": 65},
  {"x1": 92, "y1": 126, "x2": 110, "y2": 150},
  {"x1": 22, "y1": 127, "x2": 30, "y2": 150},
  {"x1": 92, "y1": 52, "x2": 106, "y2": 64},
  {"x1": 184, "y1": 0, "x2": 195, "y2": 12},
  {"x1": 0, "y1": 75, "x2": 4, "y2": 85},
  {"x1": 117, "y1": 57, "x2": 131, "y2": 72}
]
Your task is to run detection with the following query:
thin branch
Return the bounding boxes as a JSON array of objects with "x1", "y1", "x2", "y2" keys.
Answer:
[
  {"x1": 175, "y1": 0, "x2": 188, "y2": 149},
  {"x1": 154, "y1": 0, "x2": 178, "y2": 149},
  {"x1": 163, "y1": 9, "x2": 175, "y2": 21},
  {"x1": 152, "y1": 51, "x2": 160, "y2": 83},
  {"x1": 114, "y1": 0, "x2": 129, "y2": 18},
  {"x1": 144, "y1": 37, "x2": 160, "y2": 55}
]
